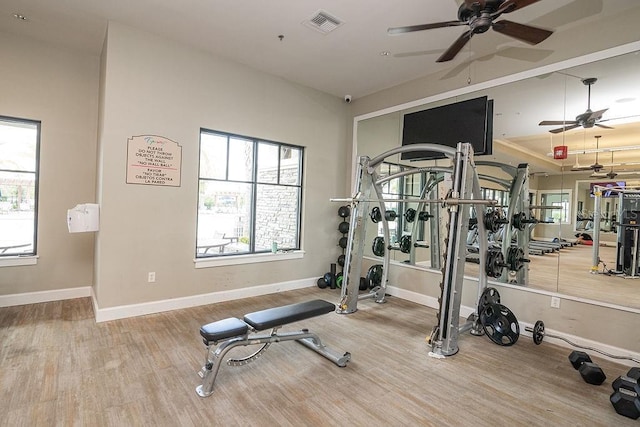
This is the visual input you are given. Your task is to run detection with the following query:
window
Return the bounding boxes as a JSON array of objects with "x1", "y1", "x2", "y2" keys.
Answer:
[
  {"x1": 540, "y1": 190, "x2": 571, "y2": 224},
  {"x1": 196, "y1": 129, "x2": 303, "y2": 257},
  {"x1": 0, "y1": 116, "x2": 40, "y2": 257}
]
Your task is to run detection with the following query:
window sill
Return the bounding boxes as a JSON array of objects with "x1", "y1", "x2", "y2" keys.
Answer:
[
  {"x1": 0, "y1": 255, "x2": 38, "y2": 268},
  {"x1": 194, "y1": 250, "x2": 305, "y2": 269}
]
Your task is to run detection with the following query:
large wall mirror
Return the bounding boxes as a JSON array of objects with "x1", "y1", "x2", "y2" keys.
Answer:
[{"x1": 354, "y1": 42, "x2": 640, "y2": 311}]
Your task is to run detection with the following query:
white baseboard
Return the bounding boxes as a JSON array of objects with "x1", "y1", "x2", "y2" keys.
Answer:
[
  {"x1": 386, "y1": 285, "x2": 476, "y2": 318},
  {"x1": 0, "y1": 286, "x2": 92, "y2": 307},
  {"x1": 93, "y1": 277, "x2": 316, "y2": 323}
]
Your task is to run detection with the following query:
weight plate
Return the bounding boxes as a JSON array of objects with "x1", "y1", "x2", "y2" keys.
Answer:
[
  {"x1": 338, "y1": 205, "x2": 350, "y2": 218},
  {"x1": 370, "y1": 207, "x2": 382, "y2": 223},
  {"x1": 372, "y1": 236, "x2": 385, "y2": 257},
  {"x1": 367, "y1": 264, "x2": 383, "y2": 289},
  {"x1": 532, "y1": 320, "x2": 545, "y2": 345},
  {"x1": 337, "y1": 254, "x2": 345, "y2": 267},
  {"x1": 338, "y1": 237, "x2": 348, "y2": 249},
  {"x1": 399, "y1": 235, "x2": 412, "y2": 254},
  {"x1": 480, "y1": 303, "x2": 520, "y2": 346},
  {"x1": 338, "y1": 221, "x2": 349, "y2": 234},
  {"x1": 404, "y1": 208, "x2": 416, "y2": 223},
  {"x1": 384, "y1": 210, "x2": 397, "y2": 221},
  {"x1": 484, "y1": 250, "x2": 505, "y2": 278},
  {"x1": 478, "y1": 287, "x2": 501, "y2": 316},
  {"x1": 336, "y1": 272, "x2": 343, "y2": 289}
]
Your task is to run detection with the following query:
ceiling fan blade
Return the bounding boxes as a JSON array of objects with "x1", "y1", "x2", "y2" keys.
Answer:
[
  {"x1": 393, "y1": 49, "x2": 443, "y2": 58},
  {"x1": 549, "y1": 123, "x2": 581, "y2": 134},
  {"x1": 598, "y1": 114, "x2": 640, "y2": 123},
  {"x1": 495, "y1": 0, "x2": 543, "y2": 15},
  {"x1": 539, "y1": 120, "x2": 578, "y2": 126},
  {"x1": 388, "y1": 21, "x2": 463, "y2": 35},
  {"x1": 436, "y1": 30, "x2": 474, "y2": 62},
  {"x1": 587, "y1": 108, "x2": 608, "y2": 120},
  {"x1": 492, "y1": 20, "x2": 553, "y2": 45},
  {"x1": 595, "y1": 123, "x2": 614, "y2": 130}
]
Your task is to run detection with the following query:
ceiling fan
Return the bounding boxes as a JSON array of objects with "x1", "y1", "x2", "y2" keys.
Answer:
[
  {"x1": 571, "y1": 135, "x2": 604, "y2": 172},
  {"x1": 591, "y1": 152, "x2": 618, "y2": 179},
  {"x1": 538, "y1": 77, "x2": 615, "y2": 134},
  {"x1": 387, "y1": 0, "x2": 554, "y2": 63}
]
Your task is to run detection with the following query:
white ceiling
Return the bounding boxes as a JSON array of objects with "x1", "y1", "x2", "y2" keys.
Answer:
[{"x1": 0, "y1": 0, "x2": 637, "y2": 99}]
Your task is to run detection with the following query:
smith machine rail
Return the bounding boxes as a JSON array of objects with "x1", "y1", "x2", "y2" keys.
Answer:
[{"x1": 332, "y1": 142, "x2": 498, "y2": 356}]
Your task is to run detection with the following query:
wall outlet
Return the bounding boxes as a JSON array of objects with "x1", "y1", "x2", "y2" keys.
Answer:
[
  {"x1": 550, "y1": 296, "x2": 561, "y2": 309},
  {"x1": 148, "y1": 272, "x2": 156, "y2": 283}
]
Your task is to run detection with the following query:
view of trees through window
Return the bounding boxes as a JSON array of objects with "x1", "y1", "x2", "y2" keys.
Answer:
[
  {"x1": 197, "y1": 130, "x2": 303, "y2": 257},
  {"x1": 0, "y1": 116, "x2": 40, "y2": 256}
]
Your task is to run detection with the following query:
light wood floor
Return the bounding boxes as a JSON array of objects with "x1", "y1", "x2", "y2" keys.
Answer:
[{"x1": 0, "y1": 287, "x2": 636, "y2": 426}]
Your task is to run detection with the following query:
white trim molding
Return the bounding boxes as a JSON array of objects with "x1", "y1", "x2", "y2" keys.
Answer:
[
  {"x1": 93, "y1": 277, "x2": 316, "y2": 322},
  {"x1": 0, "y1": 285, "x2": 91, "y2": 307}
]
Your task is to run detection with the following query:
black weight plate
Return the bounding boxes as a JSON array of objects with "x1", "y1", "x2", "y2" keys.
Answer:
[
  {"x1": 338, "y1": 205, "x2": 350, "y2": 218},
  {"x1": 370, "y1": 207, "x2": 382, "y2": 223},
  {"x1": 399, "y1": 235, "x2": 412, "y2": 254},
  {"x1": 532, "y1": 320, "x2": 545, "y2": 345},
  {"x1": 367, "y1": 264, "x2": 383, "y2": 289},
  {"x1": 477, "y1": 287, "x2": 501, "y2": 316},
  {"x1": 372, "y1": 236, "x2": 385, "y2": 257},
  {"x1": 480, "y1": 303, "x2": 520, "y2": 346},
  {"x1": 338, "y1": 221, "x2": 349, "y2": 234},
  {"x1": 404, "y1": 208, "x2": 416, "y2": 223},
  {"x1": 338, "y1": 236, "x2": 348, "y2": 249},
  {"x1": 337, "y1": 254, "x2": 345, "y2": 267}
]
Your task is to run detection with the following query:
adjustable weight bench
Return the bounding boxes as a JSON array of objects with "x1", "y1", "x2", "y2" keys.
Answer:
[{"x1": 196, "y1": 299, "x2": 351, "y2": 397}]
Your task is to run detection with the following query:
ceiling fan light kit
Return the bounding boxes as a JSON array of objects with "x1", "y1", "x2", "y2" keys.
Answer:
[{"x1": 387, "y1": 0, "x2": 553, "y2": 62}]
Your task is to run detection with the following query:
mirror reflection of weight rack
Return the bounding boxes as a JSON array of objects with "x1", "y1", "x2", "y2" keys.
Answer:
[{"x1": 616, "y1": 192, "x2": 640, "y2": 277}]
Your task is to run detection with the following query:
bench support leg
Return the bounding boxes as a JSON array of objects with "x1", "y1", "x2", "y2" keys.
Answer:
[{"x1": 196, "y1": 329, "x2": 351, "y2": 397}]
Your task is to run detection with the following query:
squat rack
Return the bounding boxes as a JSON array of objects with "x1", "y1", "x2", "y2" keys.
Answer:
[{"x1": 333, "y1": 142, "x2": 495, "y2": 356}]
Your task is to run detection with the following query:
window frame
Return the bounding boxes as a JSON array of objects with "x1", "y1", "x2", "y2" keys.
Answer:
[
  {"x1": 0, "y1": 115, "x2": 41, "y2": 264},
  {"x1": 195, "y1": 128, "x2": 304, "y2": 264}
]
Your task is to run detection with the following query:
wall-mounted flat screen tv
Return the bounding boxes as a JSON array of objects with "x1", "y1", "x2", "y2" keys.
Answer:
[
  {"x1": 401, "y1": 96, "x2": 493, "y2": 161},
  {"x1": 590, "y1": 181, "x2": 626, "y2": 198}
]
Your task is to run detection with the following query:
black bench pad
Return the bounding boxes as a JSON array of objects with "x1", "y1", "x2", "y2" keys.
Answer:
[
  {"x1": 244, "y1": 299, "x2": 335, "y2": 331},
  {"x1": 200, "y1": 317, "x2": 248, "y2": 343}
]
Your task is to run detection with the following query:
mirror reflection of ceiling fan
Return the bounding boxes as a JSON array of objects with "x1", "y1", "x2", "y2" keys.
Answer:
[
  {"x1": 571, "y1": 135, "x2": 604, "y2": 172},
  {"x1": 387, "y1": 0, "x2": 554, "y2": 63},
  {"x1": 539, "y1": 77, "x2": 634, "y2": 133}
]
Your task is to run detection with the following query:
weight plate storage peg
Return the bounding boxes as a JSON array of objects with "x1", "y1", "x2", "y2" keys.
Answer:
[{"x1": 479, "y1": 303, "x2": 520, "y2": 346}]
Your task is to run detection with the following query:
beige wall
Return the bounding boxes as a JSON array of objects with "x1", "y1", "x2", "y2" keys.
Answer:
[
  {"x1": 349, "y1": 7, "x2": 640, "y2": 354},
  {"x1": 94, "y1": 22, "x2": 348, "y2": 308},
  {"x1": 0, "y1": 31, "x2": 99, "y2": 295}
]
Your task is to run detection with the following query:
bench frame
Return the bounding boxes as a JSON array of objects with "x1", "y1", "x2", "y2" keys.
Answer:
[{"x1": 196, "y1": 302, "x2": 351, "y2": 397}]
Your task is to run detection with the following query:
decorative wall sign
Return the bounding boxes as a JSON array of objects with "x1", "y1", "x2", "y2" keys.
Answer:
[{"x1": 126, "y1": 135, "x2": 182, "y2": 186}]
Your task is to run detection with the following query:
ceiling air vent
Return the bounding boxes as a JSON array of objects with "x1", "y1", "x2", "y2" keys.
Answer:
[{"x1": 303, "y1": 10, "x2": 344, "y2": 34}]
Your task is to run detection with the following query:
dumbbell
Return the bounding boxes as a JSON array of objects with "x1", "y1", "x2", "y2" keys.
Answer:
[
  {"x1": 610, "y1": 367, "x2": 640, "y2": 419},
  {"x1": 568, "y1": 350, "x2": 606, "y2": 385},
  {"x1": 338, "y1": 221, "x2": 349, "y2": 234}
]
